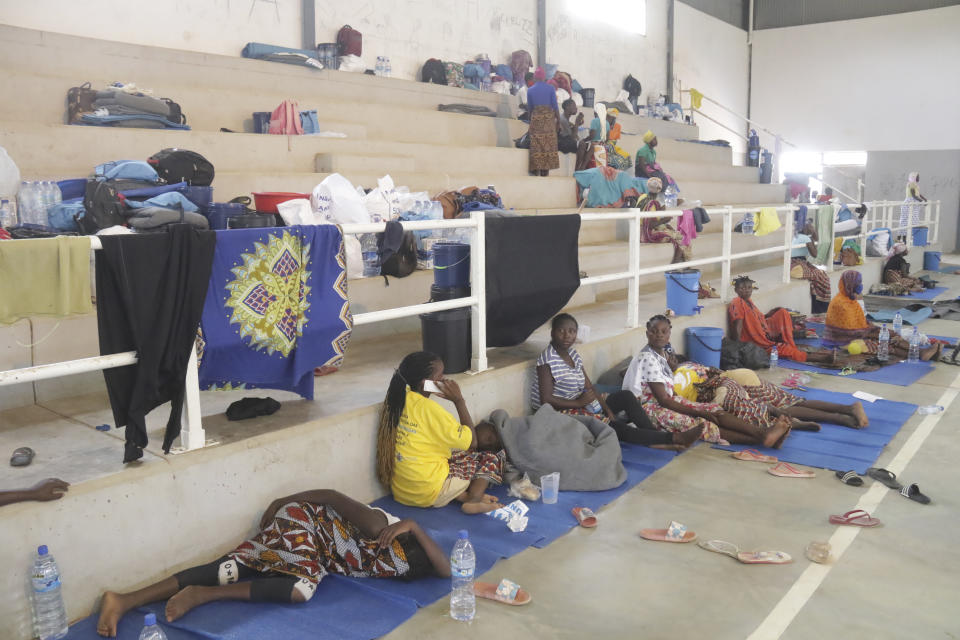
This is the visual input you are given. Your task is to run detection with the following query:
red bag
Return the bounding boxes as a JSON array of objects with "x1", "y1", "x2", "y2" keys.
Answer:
[
  {"x1": 268, "y1": 100, "x2": 303, "y2": 135},
  {"x1": 337, "y1": 25, "x2": 362, "y2": 57}
]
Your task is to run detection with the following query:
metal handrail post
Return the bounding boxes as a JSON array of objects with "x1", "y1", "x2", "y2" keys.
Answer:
[
  {"x1": 720, "y1": 206, "x2": 733, "y2": 302},
  {"x1": 470, "y1": 210, "x2": 488, "y2": 373}
]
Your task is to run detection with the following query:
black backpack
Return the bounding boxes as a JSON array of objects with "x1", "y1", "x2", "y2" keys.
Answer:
[
  {"x1": 79, "y1": 179, "x2": 127, "y2": 234},
  {"x1": 160, "y1": 98, "x2": 186, "y2": 126},
  {"x1": 421, "y1": 58, "x2": 447, "y2": 85},
  {"x1": 623, "y1": 74, "x2": 642, "y2": 98},
  {"x1": 147, "y1": 148, "x2": 214, "y2": 186},
  {"x1": 377, "y1": 221, "x2": 418, "y2": 281}
]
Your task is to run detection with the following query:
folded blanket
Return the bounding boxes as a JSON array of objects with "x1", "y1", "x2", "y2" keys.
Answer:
[
  {"x1": 0, "y1": 236, "x2": 92, "y2": 324},
  {"x1": 94, "y1": 90, "x2": 170, "y2": 117}
]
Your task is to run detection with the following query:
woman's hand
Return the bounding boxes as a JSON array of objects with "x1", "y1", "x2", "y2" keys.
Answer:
[
  {"x1": 436, "y1": 379, "x2": 464, "y2": 404},
  {"x1": 575, "y1": 113, "x2": 585, "y2": 127},
  {"x1": 377, "y1": 519, "x2": 419, "y2": 550},
  {"x1": 700, "y1": 410, "x2": 724, "y2": 424},
  {"x1": 259, "y1": 499, "x2": 284, "y2": 530},
  {"x1": 577, "y1": 388, "x2": 597, "y2": 406},
  {"x1": 28, "y1": 478, "x2": 70, "y2": 502}
]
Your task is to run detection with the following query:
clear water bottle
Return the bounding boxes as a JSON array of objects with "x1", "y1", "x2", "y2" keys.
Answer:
[
  {"x1": 360, "y1": 233, "x2": 380, "y2": 277},
  {"x1": 908, "y1": 327, "x2": 920, "y2": 363},
  {"x1": 138, "y1": 613, "x2": 168, "y2": 640},
  {"x1": 892, "y1": 312, "x2": 903, "y2": 336},
  {"x1": 17, "y1": 181, "x2": 34, "y2": 225},
  {"x1": 31, "y1": 545, "x2": 68, "y2": 640},
  {"x1": 663, "y1": 185, "x2": 678, "y2": 208},
  {"x1": 741, "y1": 212, "x2": 755, "y2": 235},
  {"x1": 375, "y1": 56, "x2": 384, "y2": 77},
  {"x1": 384, "y1": 57, "x2": 392, "y2": 78},
  {"x1": 41, "y1": 181, "x2": 55, "y2": 210},
  {"x1": 917, "y1": 405, "x2": 944, "y2": 415},
  {"x1": 769, "y1": 345, "x2": 779, "y2": 370},
  {"x1": 877, "y1": 324, "x2": 890, "y2": 362},
  {"x1": 50, "y1": 180, "x2": 62, "y2": 206},
  {"x1": 449, "y1": 529, "x2": 476, "y2": 622},
  {"x1": 0, "y1": 199, "x2": 15, "y2": 228}
]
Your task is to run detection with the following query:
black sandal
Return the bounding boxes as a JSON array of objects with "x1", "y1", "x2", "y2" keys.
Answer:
[
  {"x1": 835, "y1": 470, "x2": 863, "y2": 486},
  {"x1": 866, "y1": 467, "x2": 903, "y2": 490},
  {"x1": 10, "y1": 447, "x2": 35, "y2": 467}
]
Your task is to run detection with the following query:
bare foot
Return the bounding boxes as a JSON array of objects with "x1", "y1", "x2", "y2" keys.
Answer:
[
  {"x1": 763, "y1": 415, "x2": 792, "y2": 449},
  {"x1": 920, "y1": 344, "x2": 940, "y2": 361},
  {"x1": 97, "y1": 591, "x2": 129, "y2": 638},
  {"x1": 792, "y1": 420, "x2": 821, "y2": 432},
  {"x1": 166, "y1": 586, "x2": 210, "y2": 622},
  {"x1": 461, "y1": 500, "x2": 502, "y2": 515},
  {"x1": 851, "y1": 401, "x2": 869, "y2": 428},
  {"x1": 672, "y1": 424, "x2": 705, "y2": 448},
  {"x1": 480, "y1": 494, "x2": 500, "y2": 504}
]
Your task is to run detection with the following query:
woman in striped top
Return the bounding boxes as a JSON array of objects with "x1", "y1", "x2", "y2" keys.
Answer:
[{"x1": 532, "y1": 313, "x2": 703, "y2": 449}]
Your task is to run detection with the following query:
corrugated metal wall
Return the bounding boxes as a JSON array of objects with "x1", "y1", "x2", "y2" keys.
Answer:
[
  {"x1": 680, "y1": 0, "x2": 748, "y2": 30},
  {"x1": 755, "y1": 0, "x2": 960, "y2": 29}
]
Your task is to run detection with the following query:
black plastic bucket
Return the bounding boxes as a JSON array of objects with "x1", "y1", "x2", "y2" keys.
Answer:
[
  {"x1": 421, "y1": 308, "x2": 471, "y2": 374},
  {"x1": 580, "y1": 88, "x2": 595, "y2": 107},
  {"x1": 430, "y1": 284, "x2": 471, "y2": 301}
]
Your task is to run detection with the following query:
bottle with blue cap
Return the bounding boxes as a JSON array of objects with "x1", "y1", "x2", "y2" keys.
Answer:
[
  {"x1": 138, "y1": 612, "x2": 168, "y2": 640},
  {"x1": 31, "y1": 544, "x2": 68, "y2": 640},
  {"x1": 449, "y1": 529, "x2": 476, "y2": 621}
]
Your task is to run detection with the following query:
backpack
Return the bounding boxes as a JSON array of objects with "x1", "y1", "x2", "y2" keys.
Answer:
[
  {"x1": 66, "y1": 82, "x2": 98, "y2": 124},
  {"x1": 266, "y1": 100, "x2": 303, "y2": 136},
  {"x1": 161, "y1": 98, "x2": 186, "y2": 125},
  {"x1": 337, "y1": 25, "x2": 362, "y2": 57},
  {"x1": 421, "y1": 58, "x2": 447, "y2": 85},
  {"x1": 147, "y1": 148, "x2": 215, "y2": 186},
  {"x1": 79, "y1": 179, "x2": 127, "y2": 234},
  {"x1": 377, "y1": 221, "x2": 418, "y2": 280},
  {"x1": 720, "y1": 338, "x2": 770, "y2": 371},
  {"x1": 623, "y1": 74, "x2": 642, "y2": 98}
]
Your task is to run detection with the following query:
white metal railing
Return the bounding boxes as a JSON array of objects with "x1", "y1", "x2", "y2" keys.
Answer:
[
  {"x1": 0, "y1": 199, "x2": 940, "y2": 454},
  {"x1": 855, "y1": 199, "x2": 941, "y2": 250}
]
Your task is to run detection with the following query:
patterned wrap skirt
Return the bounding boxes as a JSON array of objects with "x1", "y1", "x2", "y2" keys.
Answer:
[
  {"x1": 528, "y1": 105, "x2": 560, "y2": 171},
  {"x1": 638, "y1": 385, "x2": 723, "y2": 443},
  {"x1": 447, "y1": 450, "x2": 505, "y2": 485},
  {"x1": 791, "y1": 257, "x2": 831, "y2": 303}
]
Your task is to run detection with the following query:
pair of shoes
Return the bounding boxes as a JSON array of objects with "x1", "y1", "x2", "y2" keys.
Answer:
[{"x1": 867, "y1": 467, "x2": 931, "y2": 504}]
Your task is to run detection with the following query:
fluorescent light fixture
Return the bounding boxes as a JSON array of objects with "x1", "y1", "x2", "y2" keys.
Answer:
[{"x1": 566, "y1": 0, "x2": 646, "y2": 35}]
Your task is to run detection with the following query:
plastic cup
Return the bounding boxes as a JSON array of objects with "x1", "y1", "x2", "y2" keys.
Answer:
[{"x1": 540, "y1": 472, "x2": 559, "y2": 504}]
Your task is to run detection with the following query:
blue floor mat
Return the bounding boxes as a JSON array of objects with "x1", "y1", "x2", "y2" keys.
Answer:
[
  {"x1": 936, "y1": 264, "x2": 960, "y2": 273},
  {"x1": 864, "y1": 307, "x2": 934, "y2": 324},
  {"x1": 873, "y1": 286, "x2": 948, "y2": 301},
  {"x1": 714, "y1": 388, "x2": 917, "y2": 473},
  {"x1": 777, "y1": 357, "x2": 934, "y2": 386}
]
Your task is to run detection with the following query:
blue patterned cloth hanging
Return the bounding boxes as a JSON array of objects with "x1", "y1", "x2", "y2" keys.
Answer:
[{"x1": 197, "y1": 225, "x2": 352, "y2": 399}]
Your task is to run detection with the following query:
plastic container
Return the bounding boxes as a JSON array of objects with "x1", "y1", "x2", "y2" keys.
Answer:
[
  {"x1": 923, "y1": 250, "x2": 942, "y2": 271},
  {"x1": 252, "y1": 192, "x2": 311, "y2": 214},
  {"x1": 31, "y1": 545, "x2": 68, "y2": 640},
  {"x1": 664, "y1": 268, "x2": 702, "y2": 316},
  {"x1": 227, "y1": 213, "x2": 277, "y2": 228},
  {"x1": 449, "y1": 530, "x2": 476, "y2": 622},
  {"x1": 205, "y1": 202, "x2": 247, "y2": 230},
  {"x1": 253, "y1": 111, "x2": 271, "y2": 134},
  {"x1": 57, "y1": 178, "x2": 87, "y2": 201},
  {"x1": 540, "y1": 472, "x2": 560, "y2": 504},
  {"x1": 741, "y1": 212, "x2": 755, "y2": 235},
  {"x1": 908, "y1": 327, "x2": 920, "y2": 363},
  {"x1": 912, "y1": 226, "x2": 929, "y2": 247},
  {"x1": 430, "y1": 284, "x2": 470, "y2": 301},
  {"x1": 138, "y1": 613, "x2": 168, "y2": 640},
  {"x1": 893, "y1": 312, "x2": 903, "y2": 336},
  {"x1": 579, "y1": 88, "x2": 595, "y2": 107},
  {"x1": 178, "y1": 185, "x2": 214, "y2": 210},
  {"x1": 317, "y1": 43, "x2": 340, "y2": 70},
  {"x1": 747, "y1": 129, "x2": 760, "y2": 167},
  {"x1": 433, "y1": 242, "x2": 470, "y2": 288},
  {"x1": 684, "y1": 327, "x2": 724, "y2": 368},
  {"x1": 760, "y1": 150, "x2": 773, "y2": 184},
  {"x1": 917, "y1": 405, "x2": 944, "y2": 415},
  {"x1": 420, "y1": 307, "x2": 471, "y2": 374},
  {"x1": 877, "y1": 324, "x2": 890, "y2": 362},
  {"x1": 769, "y1": 345, "x2": 779, "y2": 370}
]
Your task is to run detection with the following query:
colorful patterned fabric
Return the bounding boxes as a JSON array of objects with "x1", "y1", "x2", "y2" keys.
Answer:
[
  {"x1": 743, "y1": 380, "x2": 803, "y2": 409},
  {"x1": 531, "y1": 344, "x2": 601, "y2": 413},
  {"x1": 639, "y1": 196, "x2": 691, "y2": 263},
  {"x1": 574, "y1": 166, "x2": 647, "y2": 208},
  {"x1": 447, "y1": 450, "x2": 505, "y2": 485},
  {"x1": 529, "y1": 105, "x2": 560, "y2": 171},
  {"x1": 824, "y1": 271, "x2": 869, "y2": 347},
  {"x1": 229, "y1": 503, "x2": 413, "y2": 584},
  {"x1": 698, "y1": 377, "x2": 774, "y2": 429},
  {"x1": 197, "y1": 225, "x2": 352, "y2": 399},
  {"x1": 728, "y1": 297, "x2": 807, "y2": 362},
  {"x1": 791, "y1": 257, "x2": 832, "y2": 303}
]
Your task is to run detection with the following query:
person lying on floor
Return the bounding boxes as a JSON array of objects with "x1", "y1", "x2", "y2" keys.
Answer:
[
  {"x1": 377, "y1": 351, "x2": 506, "y2": 515},
  {"x1": 533, "y1": 313, "x2": 703, "y2": 450},
  {"x1": 825, "y1": 270, "x2": 941, "y2": 361},
  {"x1": 883, "y1": 243, "x2": 925, "y2": 294},
  {"x1": 728, "y1": 274, "x2": 839, "y2": 365},
  {"x1": 96, "y1": 489, "x2": 449, "y2": 637},
  {"x1": 678, "y1": 364, "x2": 869, "y2": 431},
  {"x1": 623, "y1": 315, "x2": 791, "y2": 448}
]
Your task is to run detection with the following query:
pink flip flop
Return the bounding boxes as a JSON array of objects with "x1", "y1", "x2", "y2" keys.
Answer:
[
  {"x1": 767, "y1": 462, "x2": 816, "y2": 478},
  {"x1": 828, "y1": 509, "x2": 881, "y2": 527},
  {"x1": 474, "y1": 579, "x2": 531, "y2": 606},
  {"x1": 639, "y1": 521, "x2": 697, "y2": 543},
  {"x1": 732, "y1": 449, "x2": 778, "y2": 463},
  {"x1": 572, "y1": 507, "x2": 598, "y2": 528}
]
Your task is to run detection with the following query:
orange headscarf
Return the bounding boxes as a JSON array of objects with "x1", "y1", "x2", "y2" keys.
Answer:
[{"x1": 826, "y1": 271, "x2": 868, "y2": 331}]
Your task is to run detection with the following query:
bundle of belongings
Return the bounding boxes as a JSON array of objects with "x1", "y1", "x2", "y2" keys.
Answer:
[
  {"x1": 431, "y1": 186, "x2": 505, "y2": 219},
  {"x1": 67, "y1": 82, "x2": 189, "y2": 129},
  {"x1": 241, "y1": 42, "x2": 323, "y2": 69}
]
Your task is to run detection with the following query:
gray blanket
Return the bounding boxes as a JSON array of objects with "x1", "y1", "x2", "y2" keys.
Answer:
[{"x1": 490, "y1": 405, "x2": 626, "y2": 491}]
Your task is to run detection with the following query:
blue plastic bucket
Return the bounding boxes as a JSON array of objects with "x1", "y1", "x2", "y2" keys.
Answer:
[
  {"x1": 923, "y1": 250, "x2": 941, "y2": 271},
  {"x1": 433, "y1": 242, "x2": 470, "y2": 288},
  {"x1": 912, "y1": 226, "x2": 929, "y2": 247},
  {"x1": 205, "y1": 202, "x2": 247, "y2": 230},
  {"x1": 685, "y1": 327, "x2": 724, "y2": 369},
  {"x1": 178, "y1": 185, "x2": 214, "y2": 210},
  {"x1": 253, "y1": 111, "x2": 271, "y2": 134},
  {"x1": 665, "y1": 269, "x2": 702, "y2": 316}
]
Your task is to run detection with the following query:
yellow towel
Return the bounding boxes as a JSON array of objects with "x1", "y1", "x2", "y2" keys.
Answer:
[
  {"x1": 0, "y1": 236, "x2": 93, "y2": 325},
  {"x1": 689, "y1": 88, "x2": 704, "y2": 110},
  {"x1": 753, "y1": 207, "x2": 782, "y2": 236}
]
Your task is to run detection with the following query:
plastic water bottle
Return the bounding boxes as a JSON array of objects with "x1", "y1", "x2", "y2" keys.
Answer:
[
  {"x1": 138, "y1": 613, "x2": 168, "y2": 640},
  {"x1": 908, "y1": 327, "x2": 920, "y2": 363},
  {"x1": 877, "y1": 324, "x2": 890, "y2": 362},
  {"x1": 917, "y1": 405, "x2": 944, "y2": 415},
  {"x1": 50, "y1": 181, "x2": 62, "y2": 206},
  {"x1": 360, "y1": 233, "x2": 380, "y2": 277},
  {"x1": 663, "y1": 185, "x2": 678, "y2": 208},
  {"x1": 769, "y1": 345, "x2": 779, "y2": 370},
  {"x1": 449, "y1": 530, "x2": 476, "y2": 622},
  {"x1": 0, "y1": 199, "x2": 14, "y2": 228},
  {"x1": 741, "y1": 212, "x2": 755, "y2": 235},
  {"x1": 31, "y1": 545, "x2": 68, "y2": 640},
  {"x1": 375, "y1": 56, "x2": 384, "y2": 77},
  {"x1": 893, "y1": 312, "x2": 903, "y2": 336},
  {"x1": 385, "y1": 57, "x2": 392, "y2": 78}
]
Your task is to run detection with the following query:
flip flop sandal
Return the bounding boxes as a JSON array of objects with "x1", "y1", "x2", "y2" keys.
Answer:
[
  {"x1": 572, "y1": 507, "x2": 598, "y2": 528},
  {"x1": 767, "y1": 462, "x2": 815, "y2": 478},
  {"x1": 900, "y1": 483, "x2": 931, "y2": 504},
  {"x1": 732, "y1": 449, "x2": 778, "y2": 463},
  {"x1": 866, "y1": 467, "x2": 903, "y2": 490},
  {"x1": 698, "y1": 540, "x2": 792, "y2": 564},
  {"x1": 835, "y1": 470, "x2": 864, "y2": 486},
  {"x1": 838, "y1": 367, "x2": 857, "y2": 376},
  {"x1": 10, "y1": 447, "x2": 35, "y2": 467},
  {"x1": 474, "y1": 579, "x2": 532, "y2": 606},
  {"x1": 639, "y1": 521, "x2": 697, "y2": 543},
  {"x1": 829, "y1": 509, "x2": 882, "y2": 527}
]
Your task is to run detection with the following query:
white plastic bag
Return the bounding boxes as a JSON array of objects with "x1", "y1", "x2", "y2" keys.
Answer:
[
  {"x1": 343, "y1": 235, "x2": 364, "y2": 279},
  {"x1": 312, "y1": 173, "x2": 370, "y2": 225},
  {"x1": 0, "y1": 146, "x2": 21, "y2": 199},
  {"x1": 339, "y1": 55, "x2": 365, "y2": 73},
  {"x1": 276, "y1": 198, "x2": 317, "y2": 226},
  {"x1": 867, "y1": 230, "x2": 890, "y2": 257},
  {"x1": 361, "y1": 175, "x2": 405, "y2": 222}
]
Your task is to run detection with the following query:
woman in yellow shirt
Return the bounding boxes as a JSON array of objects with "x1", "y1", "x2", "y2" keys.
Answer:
[{"x1": 376, "y1": 351, "x2": 505, "y2": 514}]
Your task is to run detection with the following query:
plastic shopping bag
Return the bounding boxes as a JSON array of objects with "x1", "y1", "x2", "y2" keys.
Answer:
[{"x1": 312, "y1": 173, "x2": 370, "y2": 224}]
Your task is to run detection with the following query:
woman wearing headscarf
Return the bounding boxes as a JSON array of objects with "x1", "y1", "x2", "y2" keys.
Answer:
[
  {"x1": 638, "y1": 177, "x2": 690, "y2": 263},
  {"x1": 882, "y1": 243, "x2": 925, "y2": 294},
  {"x1": 634, "y1": 130, "x2": 678, "y2": 191},
  {"x1": 898, "y1": 172, "x2": 927, "y2": 242},
  {"x1": 824, "y1": 271, "x2": 940, "y2": 360},
  {"x1": 602, "y1": 109, "x2": 632, "y2": 171},
  {"x1": 525, "y1": 67, "x2": 560, "y2": 177}
]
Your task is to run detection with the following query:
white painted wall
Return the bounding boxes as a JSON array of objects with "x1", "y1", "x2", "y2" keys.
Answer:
[
  {"x1": 673, "y1": 2, "x2": 749, "y2": 159},
  {"x1": 751, "y1": 6, "x2": 960, "y2": 152}
]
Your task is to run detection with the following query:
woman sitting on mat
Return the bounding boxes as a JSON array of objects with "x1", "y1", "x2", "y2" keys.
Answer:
[
  {"x1": 728, "y1": 274, "x2": 838, "y2": 365},
  {"x1": 96, "y1": 489, "x2": 448, "y2": 637},
  {"x1": 883, "y1": 243, "x2": 925, "y2": 294},
  {"x1": 377, "y1": 351, "x2": 506, "y2": 515},
  {"x1": 790, "y1": 221, "x2": 832, "y2": 314},
  {"x1": 622, "y1": 315, "x2": 791, "y2": 448},
  {"x1": 534, "y1": 313, "x2": 703, "y2": 450},
  {"x1": 825, "y1": 271, "x2": 941, "y2": 360},
  {"x1": 639, "y1": 177, "x2": 691, "y2": 264}
]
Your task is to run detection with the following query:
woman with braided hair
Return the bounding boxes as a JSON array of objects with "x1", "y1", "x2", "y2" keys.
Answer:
[{"x1": 376, "y1": 351, "x2": 506, "y2": 514}]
